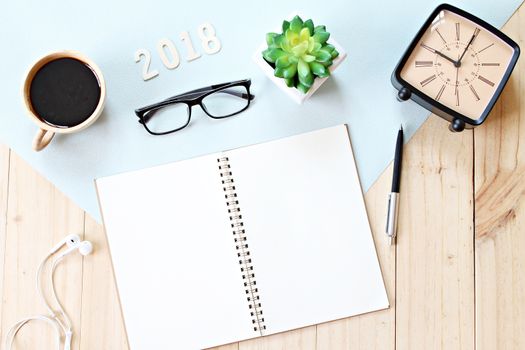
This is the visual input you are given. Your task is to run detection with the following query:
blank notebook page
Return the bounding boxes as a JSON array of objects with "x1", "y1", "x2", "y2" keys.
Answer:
[
  {"x1": 227, "y1": 125, "x2": 389, "y2": 334},
  {"x1": 96, "y1": 153, "x2": 255, "y2": 349}
]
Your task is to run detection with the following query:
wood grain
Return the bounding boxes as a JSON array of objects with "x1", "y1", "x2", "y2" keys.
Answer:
[
  {"x1": 0, "y1": 144, "x2": 10, "y2": 343},
  {"x1": 0, "y1": 152, "x2": 84, "y2": 349},
  {"x1": 1, "y1": 3, "x2": 525, "y2": 349},
  {"x1": 395, "y1": 117, "x2": 475, "y2": 350},
  {"x1": 239, "y1": 326, "x2": 316, "y2": 350},
  {"x1": 79, "y1": 215, "x2": 128, "y2": 350},
  {"x1": 316, "y1": 162, "x2": 395, "y2": 350},
  {"x1": 209, "y1": 343, "x2": 239, "y2": 350},
  {"x1": 474, "y1": 5, "x2": 525, "y2": 349}
]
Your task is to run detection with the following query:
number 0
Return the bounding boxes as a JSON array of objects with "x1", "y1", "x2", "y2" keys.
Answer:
[{"x1": 157, "y1": 38, "x2": 180, "y2": 69}]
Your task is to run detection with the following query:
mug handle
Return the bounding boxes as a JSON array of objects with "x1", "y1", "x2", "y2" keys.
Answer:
[{"x1": 32, "y1": 128, "x2": 55, "y2": 151}]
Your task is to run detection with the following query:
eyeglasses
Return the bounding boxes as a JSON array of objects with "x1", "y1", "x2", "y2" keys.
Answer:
[{"x1": 135, "y1": 79, "x2": 254, "y2": 135}]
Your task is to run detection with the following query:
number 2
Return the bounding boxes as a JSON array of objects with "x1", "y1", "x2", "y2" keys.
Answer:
[
  {"x1": 135, "y1": 22, "x2": 221, "y2": 81},
  {"x1": 134, "y1": 49, "x2": 159, "y2": 81}
]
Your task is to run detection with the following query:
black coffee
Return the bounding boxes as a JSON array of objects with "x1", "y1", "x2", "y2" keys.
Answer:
[{"x1": 29, "y1": 58, "x2": 101, "y2": 128}]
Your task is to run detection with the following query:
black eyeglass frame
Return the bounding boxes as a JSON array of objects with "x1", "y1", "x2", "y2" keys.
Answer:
[{"x1": 135, "y1": 79, "x2": 254, "y2": 135}]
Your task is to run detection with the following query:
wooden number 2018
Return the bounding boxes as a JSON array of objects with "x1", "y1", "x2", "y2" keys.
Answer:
[
  {"x1": 157, "y1": 38, "x2": 180, "y2": 69},
  {"x1": 197, "y1": 22, "x2": 221, "y2": 54},
  {"x1": 134, "y1": 49, "x2": 159, "y2": 81},
  {"x1": 135, "y1": 22, "x2": 221, "y2": 81}
]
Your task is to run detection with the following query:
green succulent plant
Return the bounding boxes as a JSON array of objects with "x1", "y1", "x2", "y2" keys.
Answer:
[{"x1": 262, "y1": 15, "x2": 339, "y2": 94}]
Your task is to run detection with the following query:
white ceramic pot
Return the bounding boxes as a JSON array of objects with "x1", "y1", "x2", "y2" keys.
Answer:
[{"x1": 252, "y1": 13, "x2": 347, "y2": 104}]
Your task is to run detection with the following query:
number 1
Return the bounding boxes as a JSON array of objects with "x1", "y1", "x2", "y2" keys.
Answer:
[{"x1": 180, "y1": 31, "x2": 201, "y2": 61}]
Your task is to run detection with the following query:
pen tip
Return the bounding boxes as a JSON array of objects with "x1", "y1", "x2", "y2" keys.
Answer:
[{"x1": 400, "y1": 124, "x2": 403, "y2": 131}]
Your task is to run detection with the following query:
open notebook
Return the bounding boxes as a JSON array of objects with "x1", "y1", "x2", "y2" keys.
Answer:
[{"x1": 96, "y1": 124, "x2": 389, "y2": 349}]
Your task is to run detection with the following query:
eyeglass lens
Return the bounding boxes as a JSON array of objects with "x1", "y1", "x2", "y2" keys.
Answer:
[{"x1": 142, "y1": 85, "x2": 250, "y2": 134}]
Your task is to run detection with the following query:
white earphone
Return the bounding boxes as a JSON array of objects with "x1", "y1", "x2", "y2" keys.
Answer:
[
  {"x1": 5, "y1": 234, "x2": 93, "y2": 350},
  {"x1": 56, "y1": 236, "x2": 93, "y2": 258}
]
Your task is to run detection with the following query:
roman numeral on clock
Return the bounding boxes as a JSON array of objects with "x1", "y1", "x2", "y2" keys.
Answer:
[
  {"x1": 420, "y1": 43, "x2": 436, "y2": 53},
  {"x1": 469, "y1": 85, "x2": 481, "y2": 101},
  {"x1": 478, "y1": 43, "x2": 494, "y2": 53},
  {"x1": 420, "y1": 74, "x2": 436, "y2": 87},
  {"x1": 415, "y1": 60, "x2": 433, "y2": 67},
  {"x1": 435, "y1": 28, "x2": 447, "y2": 44},
  {"x1": 435, "y1": 84, "x2": 446, "y2": 101},
  {"x1": 455, "y1": 87, "x2": 460, "y2": 106},
  {"x1": 472, "y1": 28, "x2": 481, "y2": 43},
  {"x1": 478, "y1": 75, "x2": 495, "y2": 87}
]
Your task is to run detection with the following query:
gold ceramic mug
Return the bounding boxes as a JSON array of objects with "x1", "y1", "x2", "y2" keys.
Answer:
[{"x1": 22, "y1": 51, "x2": 106, "y2": 151}]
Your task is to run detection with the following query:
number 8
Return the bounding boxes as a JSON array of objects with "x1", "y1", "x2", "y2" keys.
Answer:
[{"x1": 198, "y1": 22, "x2": 221, "y2": 54}]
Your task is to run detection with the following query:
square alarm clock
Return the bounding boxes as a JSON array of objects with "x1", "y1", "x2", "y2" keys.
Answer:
[{"x1": 391, "y1": 3, "x2": 520, "y2": 132}]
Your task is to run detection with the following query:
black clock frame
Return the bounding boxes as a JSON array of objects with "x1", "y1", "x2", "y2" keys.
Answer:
[{"x1": 391, "y1": 3, "x2": 520, "y2": 132}]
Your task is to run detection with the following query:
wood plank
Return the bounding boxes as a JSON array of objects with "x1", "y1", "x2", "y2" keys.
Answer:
[
  {"x1": 395, "y1": 117, "x2": 475, "y2": 350},
  {"x1": 474, "y1": 5, "x2": 525, "y2": 349},
  {"x1": 209, "y1": 343, "x2": 239, "y2": 350},
  {"x1": 316, "y1": 162, "x2": 395, "y2": 349},
  {"x1": 239, "y1": 326, "x2": 316, "y2": 350},
  {"x1": 79, "y1": 215, "x2": 129, "y2": 349},
  {"x1": 0, "y1": 144, "x2": 10, "y2": 342},
  {"x1": 0, "y1": 153, "x2": 84, "y2": 349},
  {"x1": 237, "y1": 132, "x2": 397, "y2": 350},
  {"x1": 3, "y1": 6, "x2": 525, "y2": 350}
]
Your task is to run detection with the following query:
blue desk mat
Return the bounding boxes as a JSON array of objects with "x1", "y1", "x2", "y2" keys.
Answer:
[{"x1": 0, "y1": 0, "x2": 521, "y2": 221}]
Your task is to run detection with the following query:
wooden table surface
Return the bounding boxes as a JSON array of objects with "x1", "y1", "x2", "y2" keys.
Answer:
[{"x1": 1, "y1": 4, "x2": 525, "y2": 350}]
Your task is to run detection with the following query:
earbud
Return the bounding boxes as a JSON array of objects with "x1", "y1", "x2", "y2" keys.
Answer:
[
  {"x1": 77, "y1": 241, "x2": 93, "y2": 256},
  {"x1": 58, "y1": 240, "x2": 93, "y2": 258},
  {"x1": 6, "y1": 234, "x2": 94, "y2": 350},
  {"x1": 50, "y1": 234, "x2": 81, "y2": 254}
]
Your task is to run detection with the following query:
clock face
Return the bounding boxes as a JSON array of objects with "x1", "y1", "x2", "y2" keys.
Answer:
[{"x1": 400, "y1": 8, "x2": 516, "y2": 122}]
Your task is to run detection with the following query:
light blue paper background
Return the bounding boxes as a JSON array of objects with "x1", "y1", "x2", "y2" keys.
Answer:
[{"x1": 0, "y1": 0, "x2": 521, "y2": 221}]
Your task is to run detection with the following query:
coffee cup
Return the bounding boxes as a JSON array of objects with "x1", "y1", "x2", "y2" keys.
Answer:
[{"x1": 22, "y1": 51, "x2": 106, "y2": 151}]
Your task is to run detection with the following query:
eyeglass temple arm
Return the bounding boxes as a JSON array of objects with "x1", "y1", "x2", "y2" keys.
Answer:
[
  {"x1": 166, "y1": 86, "x2": 254, "y2": 102},
  {"x1": 162, "y1": 79, "x2": 253, "y2": 102},
  {"x1": 137, "y1": 79, "x2": 253, "y2": 110},
  {"x1": 137, "y1": 90, "x2": 254, "y2": 124}
]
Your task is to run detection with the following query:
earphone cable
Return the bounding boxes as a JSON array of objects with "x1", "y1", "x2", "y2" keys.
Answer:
[
  {"x1": 5, "y1": 245, "x2": 74, "y2": 349},
  {"x1": 36, "y1": 251, "x2": 70, "y2": 333},
  {"x1": 36, "y1": 252, "x2": 58, "y2": 317},
  {"x1": 5, "y1": 315, "x2": 62, "y2": 350},
  {"x1": 50, "y1": 256, "x2": 73, "y2": 332}
]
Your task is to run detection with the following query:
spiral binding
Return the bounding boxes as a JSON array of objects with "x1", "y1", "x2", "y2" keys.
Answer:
[{"x1": 217, "y1": 156, "x2": 266, "y2": 335}]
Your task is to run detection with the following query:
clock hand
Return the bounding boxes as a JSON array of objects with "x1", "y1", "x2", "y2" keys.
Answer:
[
  {"x1": 458, "y1": 29, "x2": 479, "y2": 65},
  {"x1": 437, "y1": 50, "x2": 459, "y2": 66},
  {"x1": 421, "y1": 43, "x2": 458, "y2": 66},
  {"x1": 454, "y1": 54, "x2": 460, "y2": 101},
  {"x1": 455, "y1": 63, "x2": 459, "y2": 95}
]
